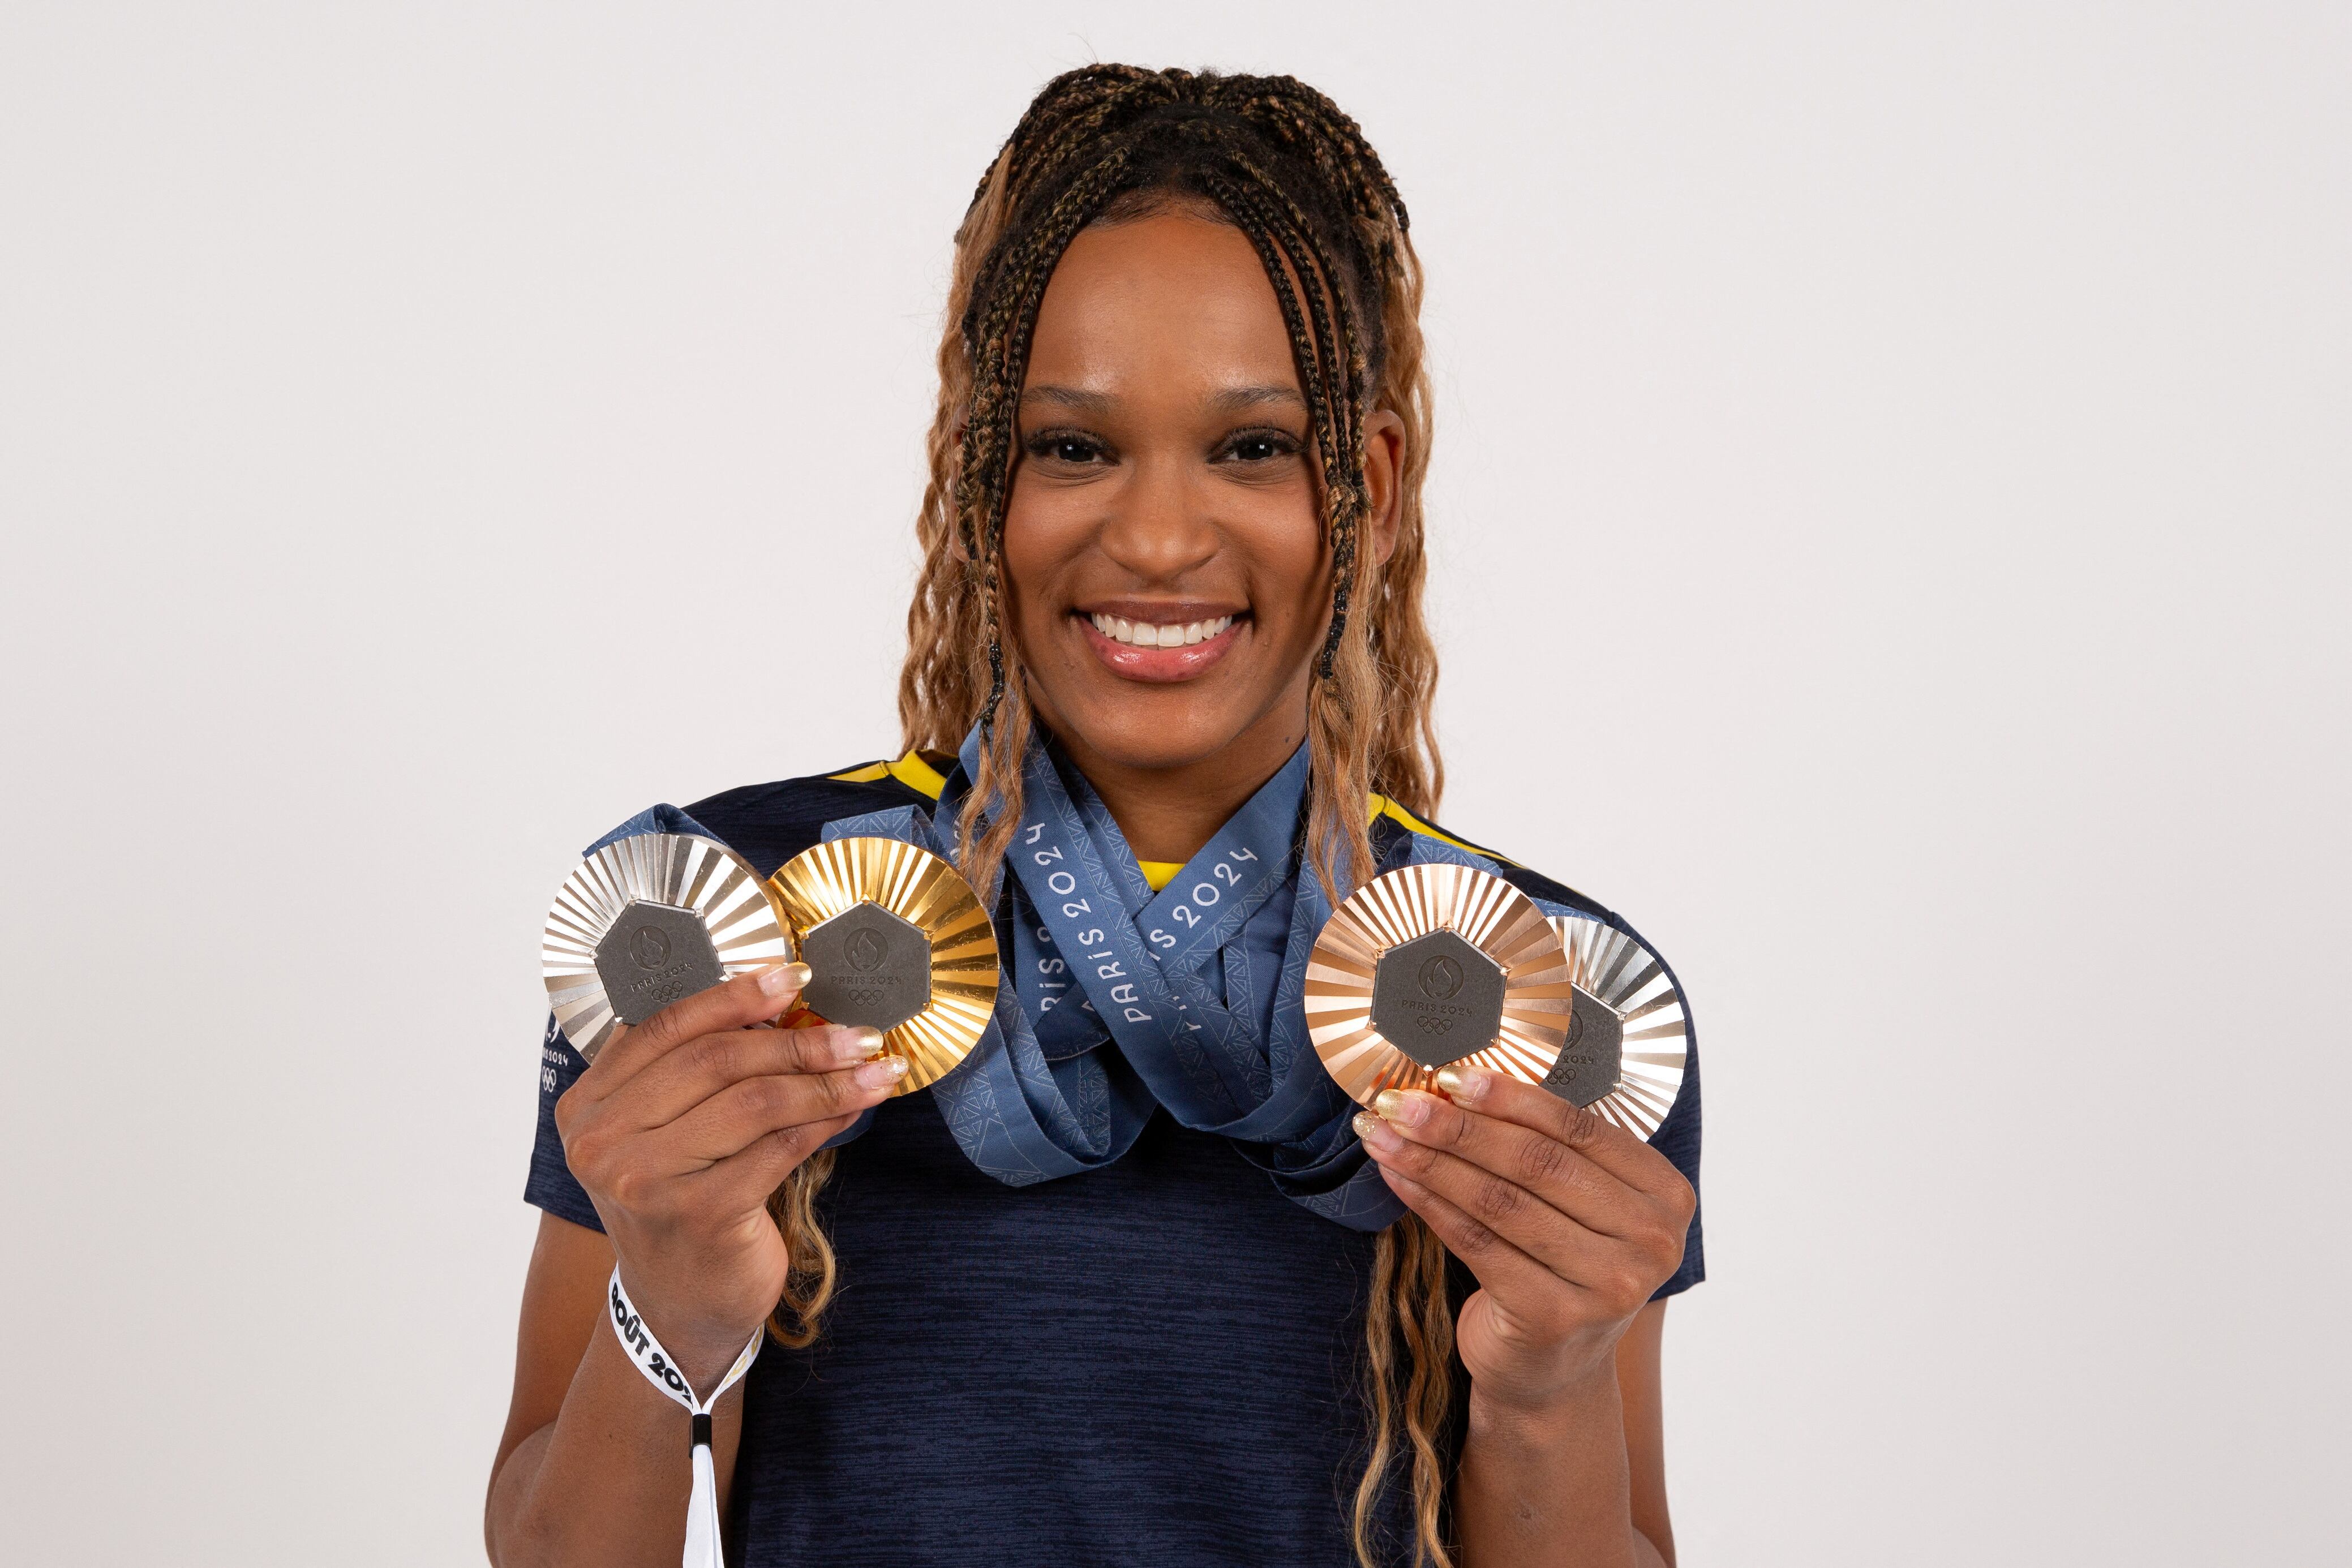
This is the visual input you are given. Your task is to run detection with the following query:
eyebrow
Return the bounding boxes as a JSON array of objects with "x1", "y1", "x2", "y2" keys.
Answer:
[
  {"x1": 1019, "y1": 383, "x2": 1308, "y2": 417},
  {"x1": 1207, "y1": 384, "x2": 1307, "y2": 415},
  {"x1": 1020, "y1": 385, "x2": 1118, "y2": 416}
]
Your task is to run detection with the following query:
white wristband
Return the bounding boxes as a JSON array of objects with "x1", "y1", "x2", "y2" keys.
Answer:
[{"x1": 606, "y1": 1267, "x2": 764, "y2": 1568}]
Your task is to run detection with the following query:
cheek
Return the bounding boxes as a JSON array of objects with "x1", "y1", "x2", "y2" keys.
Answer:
[
  {"x1": 1246, "y1": 508, "x2": 1332, "y2": 621},
  {"x1": 998, "y1": 491, "x2": 1084, "y2": 620}
]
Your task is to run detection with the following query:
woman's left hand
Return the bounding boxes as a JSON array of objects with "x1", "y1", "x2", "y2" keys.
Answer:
[{"x1": 1355, "y1": 1065, "x2": 1696, "y2": 1412}]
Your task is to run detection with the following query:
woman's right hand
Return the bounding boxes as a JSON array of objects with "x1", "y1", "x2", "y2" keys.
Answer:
[{"x1": 551, "y1": 962, "x2": 904, "y2": 1391}]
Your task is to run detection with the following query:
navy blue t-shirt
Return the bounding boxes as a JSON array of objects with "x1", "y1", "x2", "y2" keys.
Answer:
[{"x1": 525, "y1": 758, "x2": 1704, "y2": 1567}]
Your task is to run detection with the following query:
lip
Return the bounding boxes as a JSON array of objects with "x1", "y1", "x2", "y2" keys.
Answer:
[{"x1": 1072, "y1": 600, "x2": 1248, "y2": 685}]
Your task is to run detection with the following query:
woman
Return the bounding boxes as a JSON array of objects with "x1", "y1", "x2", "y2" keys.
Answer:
[{"x1": 488, "y1": 66, "x2": 1702, "y2": 1568}]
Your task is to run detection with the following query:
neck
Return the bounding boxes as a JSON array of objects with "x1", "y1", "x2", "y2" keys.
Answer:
[{"x1": 1045, "y1": 702, "x2": 1308, "y2": 866}]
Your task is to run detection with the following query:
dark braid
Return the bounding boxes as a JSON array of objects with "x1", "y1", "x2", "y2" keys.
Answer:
[
  {"x1": 1203, "y1": 162, "x2": 1374, "y2": 673},
  {"x1": 959, "y1": 145, "x2": 1136, "y2": 750}
]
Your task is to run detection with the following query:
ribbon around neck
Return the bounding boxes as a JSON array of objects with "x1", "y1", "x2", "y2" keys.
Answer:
[{"x1": 819, "y1": 727, "x2": 1405, "y2": 1230}]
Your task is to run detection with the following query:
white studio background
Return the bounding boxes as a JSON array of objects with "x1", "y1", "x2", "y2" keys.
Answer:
[{"x1": 2, "y1": 3, "x2": 2344, "y2": 1563}]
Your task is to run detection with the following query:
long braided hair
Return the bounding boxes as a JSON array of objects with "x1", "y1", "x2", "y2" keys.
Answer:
[{"x1": 771, "y1": 66, "x2": 1457, "y2": 1567}]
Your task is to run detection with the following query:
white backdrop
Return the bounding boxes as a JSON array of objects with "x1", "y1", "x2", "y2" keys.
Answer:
[{"x1": 2, "y1": 4, "x2": 2345, "y2": 1563}]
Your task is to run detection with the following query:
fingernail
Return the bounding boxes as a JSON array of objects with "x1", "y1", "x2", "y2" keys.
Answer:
[
  {"x1": 1433, "y1": 1065, "x2": 1489, "y2": 1102},
  {"x1": 840, "y1": 1026, "x2": 887, "y2": 1062},
  {"x1": 855, "y1": 1055, "x2": 908, "y2": 1089},
  {"x1": 1353, "y1": 1110, "x2": 1403, "y2": 1154},
  {"x1": 1372, "y1": 1089, "x2": 1430, "y2": 1127},
  {"x1": 759, "y1": 961, "x2": 813, "y2": 997}
]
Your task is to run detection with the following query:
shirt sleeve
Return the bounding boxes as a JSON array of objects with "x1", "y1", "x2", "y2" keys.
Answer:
[
  {"x1": 1645, "y1": 955, "x2": 1704, "y2": 1300},
  {"x1": 523, "y1": 1012, "x2": 606, "y2": 1232}
]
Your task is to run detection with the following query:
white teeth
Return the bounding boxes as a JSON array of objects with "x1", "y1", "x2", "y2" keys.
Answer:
[{"x1": 1089, "y1": 613, "x2": 1234, "y2": 647}]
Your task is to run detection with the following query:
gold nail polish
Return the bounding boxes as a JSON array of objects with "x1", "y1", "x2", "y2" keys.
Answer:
[
  {"x1": 852, "y1": 1026, "x2": 887, "y2": 1059},
  {"x1": 1351, "y1": 1111, "x2": 1380, "y2": 1140},
  {"x1": 1372, "y1": 1089, "x2": 1405, "y2": 1119},
  {"x1": 1435, "y1": 1066, "x2": 1491, "y2": 1100}
]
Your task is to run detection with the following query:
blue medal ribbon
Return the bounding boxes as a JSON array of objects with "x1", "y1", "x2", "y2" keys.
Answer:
[{"x1": 818, "y1": 726, "x2": 1402, "y2": 1228}]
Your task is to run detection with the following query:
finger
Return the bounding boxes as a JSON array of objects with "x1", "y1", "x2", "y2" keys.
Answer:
[
  {"x1": 1371, "y1": 1158, "x2": 1594, "y2": 1313},
  {"x1": 695, "y1": 1110, "x2": 866, "y2": 1214},
  {"x1": 1357, "y1": 1109, "x2": 1622, "y2": 1288},
  {"x1": 660, "y1": 1055, "x2": 909, "y2": 1164},
  {"x1": 620, "y1": 1023, "x2": 885, "y2": 1130},
  {"x1": 1435, "y1": 1064, "x2": 1669, "y2": 1192},
  {"x1": 1370, "y1": 1086, "x2": 1651, "y2": 1239},
  {"x1": 578, "y1": 961, "x2": 812, "y2": 1097}
]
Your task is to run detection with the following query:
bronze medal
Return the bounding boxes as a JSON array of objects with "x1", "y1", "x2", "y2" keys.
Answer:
[{"x1": 1306, "y1": 862, "x2": 1577, "y2": 1107}]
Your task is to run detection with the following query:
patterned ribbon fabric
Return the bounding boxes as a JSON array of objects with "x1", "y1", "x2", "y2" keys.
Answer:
[{"x1": 821, "y1": 727, "x2": 1407, "y2": 1230}]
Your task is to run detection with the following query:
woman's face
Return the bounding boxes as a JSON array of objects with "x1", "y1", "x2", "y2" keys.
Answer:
[{"x1": 999, "y1": 209, "x2": 1401, "y2": 783}]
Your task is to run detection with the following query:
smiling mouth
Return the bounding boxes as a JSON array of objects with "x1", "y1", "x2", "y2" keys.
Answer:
[
  {"x1": 1087, "y1": 612, "x2": 1236, "y2": 647},
  {"x1": 1074, "y1": 608, "x2": 1246, "y2": 683}
]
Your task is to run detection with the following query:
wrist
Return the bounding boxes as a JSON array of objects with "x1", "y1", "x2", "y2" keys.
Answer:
[
  {"x1": 1466, "y1": 1361, "x2": 1621, "y2": 1448},
  {"x1": 608, "y1": 1268, "x2": 766, "y2": 1397}
]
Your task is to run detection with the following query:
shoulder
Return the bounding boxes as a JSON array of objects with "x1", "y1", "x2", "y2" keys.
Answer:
[
  {"x1": 1367, "y1": 794, "x2": 1621, "y2": 927},
  {"x1": 682, "y1": 749, "x2": 953, "y2": 878}
]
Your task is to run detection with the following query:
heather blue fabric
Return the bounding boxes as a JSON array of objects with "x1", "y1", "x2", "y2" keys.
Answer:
[{"x1": 521, "y1": 757, "x2": 1706, "y2": 1565}]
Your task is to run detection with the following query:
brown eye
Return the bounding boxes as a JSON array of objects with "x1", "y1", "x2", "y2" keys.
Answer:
[
  {"x1": 1027, "y1": 432, "x2": 1107, "y2": 465},
  {"x1": 1218, "y1": 428, "x2": 1300, "y2": 465}
]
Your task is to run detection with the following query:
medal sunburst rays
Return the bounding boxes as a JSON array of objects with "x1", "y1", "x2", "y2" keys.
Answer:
[
  {"x1": 766, "y1": 837, "x2": 1000, "y2": 1094},
  {"x1": 1545, "y1": 913, "x2": 1688, "y2": 1142},
  {"x1": 1306, "y1": 863, "x2": 1578, "y2": 1109},
  {"x1": 541, "y1": 834, "x2": 793, "y2": 1065}
]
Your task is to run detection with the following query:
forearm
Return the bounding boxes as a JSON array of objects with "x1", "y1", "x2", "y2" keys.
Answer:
[
  {"x1": 487, "y1": 1321, "x2": 746, "y2": 1568},
  {"x1": 1455, "y1": 1374, "x2": 1665, "y2": 1568}
]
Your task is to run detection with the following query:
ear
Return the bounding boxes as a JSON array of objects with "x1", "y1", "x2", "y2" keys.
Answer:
[{"x1": 1359, "y1": 408, "x2": 1408, "y2": 567}]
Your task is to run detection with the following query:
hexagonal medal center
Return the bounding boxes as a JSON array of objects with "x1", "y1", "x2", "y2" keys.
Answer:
[
  {"x1": 1542, "y1": 985, "x2": 1626, "y2": 1107},
  {"x1": 801, "y1": 901, "x2": 932, "y2": 1032},
  {"x1": 594, "y1": 900, "x2": 724, "y2": 1025},
  {"x1": 1370, "y1": 929, "x2": 1507, "y2": 1069}
]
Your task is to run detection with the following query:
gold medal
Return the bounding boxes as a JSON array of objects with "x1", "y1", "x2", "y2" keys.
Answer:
[
  {"x1": 765, "y1": 837, "x2": 1000, "y2": 1093},
  {"x1": 1543, "y1": 913, "x2": 1688, "y2": 1141},
  {"x1": 542, "y1": 833, "x2": 794, "y2": 1064},
  {"x1": 1306, "y1": 862, "x2": 1577, "y2": 1107}
]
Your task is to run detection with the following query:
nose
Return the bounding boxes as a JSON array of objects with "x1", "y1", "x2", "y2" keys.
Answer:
[{"x1": 1094, "y1": 453, "x2": 1218, "y2": 583}]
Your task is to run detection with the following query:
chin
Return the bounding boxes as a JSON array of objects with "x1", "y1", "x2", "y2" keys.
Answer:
[{"x1": 1051, "y1": 695, "x2": 1255, "y2": 774}]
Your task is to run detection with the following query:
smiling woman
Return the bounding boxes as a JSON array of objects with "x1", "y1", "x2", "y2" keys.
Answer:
[{"x1": 486, "y1": 65, "x2": 1703, "y2": 1568}]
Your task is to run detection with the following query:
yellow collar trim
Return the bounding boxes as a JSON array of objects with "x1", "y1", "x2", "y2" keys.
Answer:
[
  {"x1": 826, "y1": 749, "x2": 950, "y2": 799},
  {"x1": 884, "y1": 749, "x2": 950, "y2": 800},
  {"x1": 829, "y1": 763, "x2": 1505, "y2": 867},
  {"x1": 1367, "y1": 793, "x2": 1514, "y2": 866}
]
